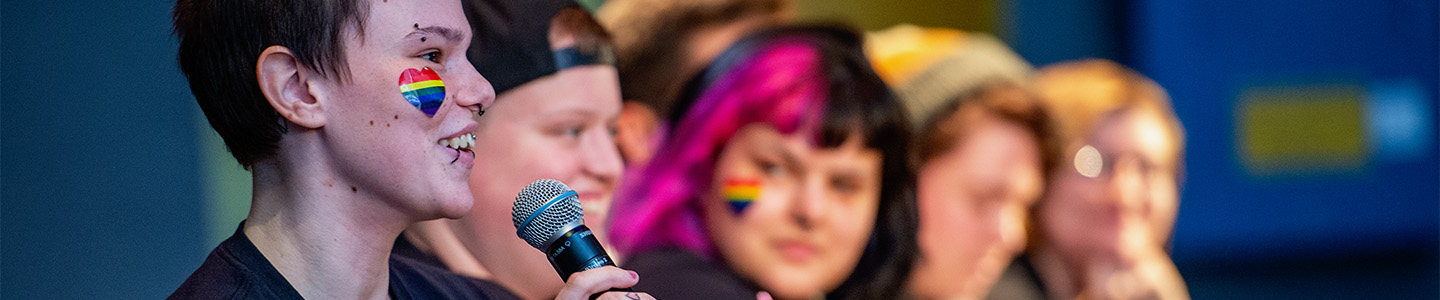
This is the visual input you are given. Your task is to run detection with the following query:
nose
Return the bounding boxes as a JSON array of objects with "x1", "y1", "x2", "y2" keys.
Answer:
[
  {"x1": 791, "y1": 177, "x2": 826, "y2": 230},
  {"x1": 452, "y1": 61, "x2": 496, "y2": 115},
  {"x1": 997, "y1": 202, "x2": 1029, "y2": 254},
  {"x1": 582, "y1": 129, "x2": 624, "y2": 190}
]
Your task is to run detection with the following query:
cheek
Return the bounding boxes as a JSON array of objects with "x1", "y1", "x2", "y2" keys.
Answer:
[
  {"x1": 830, "y1": 195, "x2": 879, "y2": 250},
  {"x1": 398, "y1": 67, "x2": 446, "y2": 117},
  {"x1": 1049, "y1": 178, "x2": 1096, "y2": 213},
  {"x1": 471, "y1": 125, "x2": 563, "y2": 183},
  {"x1": 1038, "y1": 195, "x2": 1080, "y2": 240},
  {"x1": 721, "y1": 178, "x2": 762, "y2": 215},
  {"x1": 708, "y1": 186, "x2": 789, "y2": 258},
  {"x1": 944, "y1": 201, "x2": 991, "y2": 251}
]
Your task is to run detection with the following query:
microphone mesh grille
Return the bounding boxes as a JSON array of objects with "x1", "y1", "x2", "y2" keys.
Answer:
[{"x1": 512, "y1": 179, "x2": 584, "y2": 249}]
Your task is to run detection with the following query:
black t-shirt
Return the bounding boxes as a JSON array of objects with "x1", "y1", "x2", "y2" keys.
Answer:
[
  {"x1": 391, "y1": 235, "x2": 449, "y2": 270},
  {"x1": 169, "y1": 222, "x2": 520, "y2": 300},
  {"x1": 624, "y1": 248, "x2": 759, "y2": 300}
]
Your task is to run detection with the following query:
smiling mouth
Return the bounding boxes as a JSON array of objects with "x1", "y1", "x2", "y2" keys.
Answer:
[{"x1": 440, "y1": 133, "x2": 476, "y2": 163}]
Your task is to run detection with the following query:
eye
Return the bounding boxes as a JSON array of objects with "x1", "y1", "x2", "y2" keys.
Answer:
[
  {"x1": 759, "y1": 160, "x2": 785, "y2": 177},
  {"x1": 550, "y1": 125, "x2": 583, "y2": 140},
  {"x1": 830, "y1": 177, "x2": 858, "y2": 194},
  {"x1": 421, "y1": 50, "x2": 442, "y2": 63}
]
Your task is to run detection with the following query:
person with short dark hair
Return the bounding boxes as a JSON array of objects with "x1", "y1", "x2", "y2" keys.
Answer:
[
  {"x1": 608, "y1": 25, "x2": 918, "y2": 300},
  {"x1": 168, "y1": 0, "x2": 651, "y2": 299},
  {"x1": 397, "y1": 2, "x2": 630, "y2": 299}
]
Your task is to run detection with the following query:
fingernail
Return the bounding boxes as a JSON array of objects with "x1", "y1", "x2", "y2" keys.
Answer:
[{"x1": 628, "y1": 270, "x2": 638, "y2": 279}]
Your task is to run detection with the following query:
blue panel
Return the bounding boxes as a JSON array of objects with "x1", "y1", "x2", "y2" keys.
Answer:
[
  {"x1": 1131, "y1": 0, "x2": 1438, "y2": 261},
  {"x1": 2, "y1": 1, "x2": 208, "y2": 299},
  {"x1": 1127, "y1": 0, "x2": 1439, "y2": 297}
]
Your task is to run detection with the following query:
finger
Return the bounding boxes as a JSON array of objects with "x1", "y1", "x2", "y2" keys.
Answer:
[
  {"x1": 595, "y1": 292, "x2": 655, "y2": 300},
  {"x1": 554, "y1": 266, "x2": 640, "y2": 300}
]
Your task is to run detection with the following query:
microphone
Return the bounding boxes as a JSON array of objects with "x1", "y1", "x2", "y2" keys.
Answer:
[{"x1": 512, "y1": 179, "x2": 619, "y2": 281}]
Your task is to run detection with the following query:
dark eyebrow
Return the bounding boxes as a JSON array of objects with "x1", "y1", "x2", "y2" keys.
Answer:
[{"x1": 404, "y1": 26, "x2": 465, "y2": 43}]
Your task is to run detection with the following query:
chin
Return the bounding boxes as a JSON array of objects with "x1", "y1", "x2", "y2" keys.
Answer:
[
  {"x1": 761, "y1": 274, "x2": 831, "y2": 300},
  {"x1": 432, "y1": 193, "x2": 475, "y2": 220}
]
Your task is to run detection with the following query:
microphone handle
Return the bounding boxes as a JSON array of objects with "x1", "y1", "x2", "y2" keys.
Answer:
[
  {"x1": 547, "y1": 224, "x2": 615, "y2": 279},
  {"x1": 545, "y1": 225, "x2": 636, "y2": 299}
]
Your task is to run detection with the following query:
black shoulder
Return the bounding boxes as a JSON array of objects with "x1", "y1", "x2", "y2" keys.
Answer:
[
  {"x1": 389, "y1": 254, "x2": 523, "y2": 300},
  {"x1": 625, "y1": 249, "x2": 759, "y2": 300}
]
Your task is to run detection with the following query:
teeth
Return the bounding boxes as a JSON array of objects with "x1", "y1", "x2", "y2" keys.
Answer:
[{"x1": 439, "y1": 133, "x2": 476, "y2": 150}]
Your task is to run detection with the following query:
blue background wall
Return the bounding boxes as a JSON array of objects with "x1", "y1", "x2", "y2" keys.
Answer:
[
  {"x1": 3, "y1": 0, "x2": 1438, "y2": 298},
  {"x1": 2, "y1": 0, "x2": 210, "y2": 298},
  {"x1": 1127, "y1": 0, "x2": 1439, "y2": 298},
  {"x1": 1008, "y1": 0, "x2": 1438, "y2": 298}
]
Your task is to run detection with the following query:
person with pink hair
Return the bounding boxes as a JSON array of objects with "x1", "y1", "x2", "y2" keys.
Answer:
[{"x1": 608, "y1": 25, "x2": 918, "y2": 300}]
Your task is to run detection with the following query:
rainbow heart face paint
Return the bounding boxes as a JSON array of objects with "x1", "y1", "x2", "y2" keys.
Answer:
[
  {"x1": 723, "y1": 178, "x2": 761, "y2": 215},
  {"x1": 398, "y1": 67, "x2": 445, "y2": 117}
]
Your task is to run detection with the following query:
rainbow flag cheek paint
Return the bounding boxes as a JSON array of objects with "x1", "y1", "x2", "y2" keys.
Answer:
[
  {"x1": 723, "y1": 178, "x2": 761, "y2": 215},
  {"x1": 398, "y1": 67, "x2": 445, "y2": 117}
]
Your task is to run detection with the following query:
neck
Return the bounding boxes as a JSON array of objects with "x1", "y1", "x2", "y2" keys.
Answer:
[
  {"x1": 244, "y1": 156, "x2": 411, "y2": 300},
  {"x1": 403, "y1": 220, "x2": 493, "y2": 279}
]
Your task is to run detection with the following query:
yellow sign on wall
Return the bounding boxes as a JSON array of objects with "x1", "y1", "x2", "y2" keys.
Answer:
[{"x1": 1237, "y1": 83, "x2": 1368, "y2": 176}]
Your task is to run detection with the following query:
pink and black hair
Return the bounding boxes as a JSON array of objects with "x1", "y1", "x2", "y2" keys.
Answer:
[{"x1": 607, "y1": 25, "x2": 916, "y2": 299}]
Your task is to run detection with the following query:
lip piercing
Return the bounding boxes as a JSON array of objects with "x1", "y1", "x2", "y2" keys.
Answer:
[{"x1": 451, "y1": 148, "x2": 474, "y2": 164}]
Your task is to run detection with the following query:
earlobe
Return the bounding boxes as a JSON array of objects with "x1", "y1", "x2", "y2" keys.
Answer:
[{"x1": 257, "y1": 45, "x2": 326, "y2": 129}]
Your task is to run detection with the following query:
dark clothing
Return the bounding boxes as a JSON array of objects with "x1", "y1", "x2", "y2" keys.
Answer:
[
  {"x1": 170, "y1": 223, "x2": 521, "y2": 300},
  {"x1": 985, "y1": 254, "x2": 1050, "y2": 300},
  {"x1": 392, "y1": 235, "x2": 449, "y2": 270},
  {"x1": 623, "y1": 248, "x2": 759, "y2": 300},
  {"x1": 168, "y1": 223, "x2": 304, "y2": 300},
  {"x1": 390, "y1": 254, "x2": 522, "y2": 300},
  {"x1": 387, "y1": 235, "x2": 523, "y2": 300}
]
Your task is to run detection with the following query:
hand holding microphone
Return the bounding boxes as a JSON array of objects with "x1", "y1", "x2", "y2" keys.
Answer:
[{"x1": 513, "y1": 179, "x2": 653, "y2": 300}]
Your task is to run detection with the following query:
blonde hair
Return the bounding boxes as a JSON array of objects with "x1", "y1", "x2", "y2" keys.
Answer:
[{"x1": 1032, "y1": 59, "x2": 1185, "y2": 167}]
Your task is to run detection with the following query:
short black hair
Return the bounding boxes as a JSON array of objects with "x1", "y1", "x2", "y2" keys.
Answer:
[
  {"x1": 173, "y1": 0, "x2": 372, "y2": 168},
  {"x1": 805, "y1": 26, "x2": 918, "y2": 300}
]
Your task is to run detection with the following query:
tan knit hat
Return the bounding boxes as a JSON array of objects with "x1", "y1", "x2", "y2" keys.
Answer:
[{"x1": 867, "y1": 24, "x2": 1033, "y2": 128}]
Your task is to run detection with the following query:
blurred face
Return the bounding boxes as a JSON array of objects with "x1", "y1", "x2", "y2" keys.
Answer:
[
  {"x1": 909, "y1": 112, "x2": 1043, "y2": 300},
  {"x1": 1038, "y1": 109, "x2": 1180, "y2": 264},
  {"x1": 321, "y1": 0, "x2": 492, "y2": 220},
  {"x1": 703, "y1": 124, "x2": 882, "y2": 300},
  {"x1": 454, "y1": 64, "x2": 623, "y2": 298}
]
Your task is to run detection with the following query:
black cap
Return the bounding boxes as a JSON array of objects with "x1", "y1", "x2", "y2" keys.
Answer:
[{"x1": 462, "y1": 0, "x2": 572, "y2": 95}]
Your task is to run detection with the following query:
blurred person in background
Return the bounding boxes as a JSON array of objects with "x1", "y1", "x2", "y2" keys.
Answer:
[
  {"x1": 597, "y1": 0, "x2": 792, "y2": 167},
  {"x1": 607, "y1": 25, "x2": 918, "y2": 300},
  {"x1": 398, "y1": 2, "x2": 628, "y2": 299},
  {"x1": 991, "y1": 59, "x2": 1189, "y2": 300},
  {"x1": 869, "y1": 25, "x2": 1056, "y2": 300}
]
